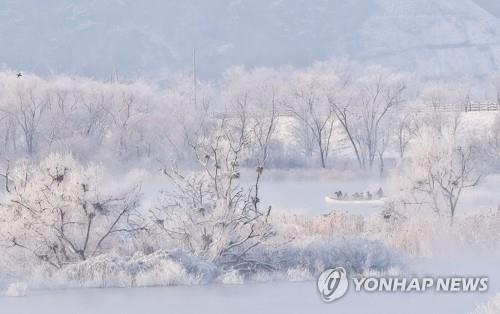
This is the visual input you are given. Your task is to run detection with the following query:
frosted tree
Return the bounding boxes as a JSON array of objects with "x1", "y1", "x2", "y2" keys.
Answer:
[
  {"x1": 328, "y1": 65, "x2": 407, "y2": 170},
  {"x1": 393, "y1": 127, "x2": 480, "y2": 224},
  {"x1": 103, "y1": 82, "x2": 156, "y2": 160},
  {"x1": 152, "y1": 103, "x2": 275, "y2": 269},
  {"x1": 286, "y1": 65, "x2": 336, "y2": 168},
  {"x1": 0, "y1": 154, "x2": 145, "y2": 268},
  {"x1": 0, "y1": 75, "x2": 49, "y2": 156},
  {"x1": 481, "y1": 114, "x2": 500, "y2": 169},
  {"x1": 158, "y1": 75, "x2": 216, "y2": 164},
  {"x1": 220, "y1": 67, "x2": 284, "y2": 167},
  {"x1": 393, "y1": 108, "x2": 420, "y2": 160}
]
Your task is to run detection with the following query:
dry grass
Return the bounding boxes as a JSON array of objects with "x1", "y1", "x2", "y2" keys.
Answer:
[{"x1": 270, "y1": 208, "x2": 500, "y2": 258}]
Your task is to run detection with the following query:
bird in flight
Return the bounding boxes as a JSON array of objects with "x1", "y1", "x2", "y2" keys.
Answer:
[{"x1": 16, "y1": 73, "x2": 22, "y2": 78}]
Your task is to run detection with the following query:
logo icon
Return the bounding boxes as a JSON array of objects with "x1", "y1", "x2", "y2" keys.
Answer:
[{"x1": 317, "y1": 267, "x2": 349, "y2": 302}]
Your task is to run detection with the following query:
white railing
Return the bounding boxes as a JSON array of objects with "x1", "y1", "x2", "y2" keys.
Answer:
[
  {"x1": 433, "y1": 103, "x2": 499, "y2": 112},
  {"x1": 465, "y1": 103, "x2": 500, "y2": 112}
]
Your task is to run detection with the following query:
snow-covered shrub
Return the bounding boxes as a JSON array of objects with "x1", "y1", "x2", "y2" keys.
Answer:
[
  {"x1": 56, "y1": 250, "x2": 215, "y2": 288},
  {"x1": 0, "y1": 153, "x2": 145, "y2": 269},
  {"x1": 151, "y1": 108, "x2": 276, "y2": 268},
  {"x1": 3, "y1": 282, "x2": 28, "y2": 297},
  {"x1": 472, "y1": 294, "x2": 500, "y2": 314},
  {"x1": 286, "y1": 267, "x2": 314, "y2": 281},
  {"x1": 220, "y1": 269, "x2": 245, "y2": 285},
  {"x1": 253, "y1": 237, "x2": 401, "y2": 276}
]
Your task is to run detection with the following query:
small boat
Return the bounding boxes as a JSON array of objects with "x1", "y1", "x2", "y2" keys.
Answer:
[{"x1": 324, "y1": 196, "x2": 385, "y2": 205}]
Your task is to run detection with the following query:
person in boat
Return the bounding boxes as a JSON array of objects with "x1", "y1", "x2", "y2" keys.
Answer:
[
  {"x1": 366, "y1": 191, "x2": 373, "y2": 200},
  {"x1": 376, "y1": 188, "x2": 384, "y2": 199},
  {"x1": 334, "y1": 190, "x2": 343, "y2": 200}
]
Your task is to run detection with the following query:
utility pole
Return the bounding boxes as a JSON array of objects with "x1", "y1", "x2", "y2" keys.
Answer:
[{"x1": 193, "y1": 48, "x2": 197, "y2": 106}]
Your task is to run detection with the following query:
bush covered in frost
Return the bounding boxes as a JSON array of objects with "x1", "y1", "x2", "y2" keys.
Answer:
[
  {"x1": 0, "y1": 154, "x2": 146, "y2": 273},
  {"x1": 472, "y1": 294, "x2": 500, "y2": 314}
]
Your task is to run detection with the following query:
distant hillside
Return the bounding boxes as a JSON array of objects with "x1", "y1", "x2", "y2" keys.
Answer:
[{"x1": 1, "y1": 0, "x2": 500, "y2": 79}]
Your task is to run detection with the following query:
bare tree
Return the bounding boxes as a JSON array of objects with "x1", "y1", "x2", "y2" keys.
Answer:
[
  {"x1": 152, "y1": 102, "x2": 276, "y2": 269},
  {"x1": 2, "y1": 88, "x2": 48, "y2": 156},
  {"x1": 482, "y1": 114, "x2": 500, "y2": 169},
  {"x1": 397, "y1": 123, "x2": 481, "y2": 225},
  {"x1": 394, "y1": 110, "x2": 419, "y2": 160},
  {"x1": 415, "y1": 145, "x2": 479, "y2": 224},
  {"x1": 80, "y1": 89, "x2": 109, "y2": 141},
  {"x1": 329, "y1": 66, "x2": 406, "y2": 170},
  {"x1": 247, "y1": 92, "x2": 279, "y2": 210},
  {"x1": 0, "y1": 114, "x2": 17, "y2": 158},
  {"x1": 287, "y1": 81, "x2": 335, "y2": 168}
]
